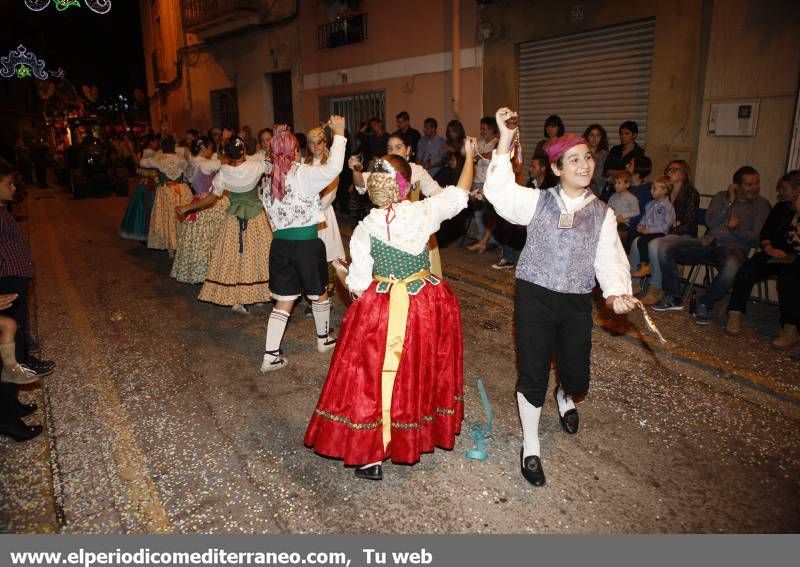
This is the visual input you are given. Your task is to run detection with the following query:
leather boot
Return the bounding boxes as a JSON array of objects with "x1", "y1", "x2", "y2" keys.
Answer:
[
  {"x1": 725, "y1": 310, "x2": 743, "y2": 336},
  {"x1": 772, "y1": 325, "x2": 799, "y2": 350}
]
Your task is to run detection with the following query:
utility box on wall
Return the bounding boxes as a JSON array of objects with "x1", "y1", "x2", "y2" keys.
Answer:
[{"x1": 708, "y1": 101, "x2": 760, "y2": 136}]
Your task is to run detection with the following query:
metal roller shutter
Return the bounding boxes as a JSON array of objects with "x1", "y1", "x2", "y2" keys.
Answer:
[{"x1": 518, "y1": 18, "x2": 655, "y2": 153}]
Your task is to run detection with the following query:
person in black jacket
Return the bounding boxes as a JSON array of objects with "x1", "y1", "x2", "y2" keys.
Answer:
[{"x1": 725, "y1": 170, "x2": 800, "y2": 341}]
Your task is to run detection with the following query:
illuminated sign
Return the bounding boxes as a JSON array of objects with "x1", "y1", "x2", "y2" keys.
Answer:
[
  {"x1": 24, "y1": 0, "x2": 111, "y2": 14},
  {"x1": 0, "y1": 44, "x2": 49, "y2": 80}
]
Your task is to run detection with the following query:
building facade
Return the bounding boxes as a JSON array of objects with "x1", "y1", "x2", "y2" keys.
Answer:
[
  {"x1": 480, "y1": 0, "x2": 800, "y2": 203},
  {"x1": 139, "y1": 0, "x2": 482, "y2": 145}
]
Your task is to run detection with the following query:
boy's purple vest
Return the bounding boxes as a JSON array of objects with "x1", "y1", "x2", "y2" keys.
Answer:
[{"x1": 516, "y1": 187, "x2": 607, "y2": 294}]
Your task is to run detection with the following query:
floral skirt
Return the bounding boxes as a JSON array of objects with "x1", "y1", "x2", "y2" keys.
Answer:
[
  {"x1": 170, "y1": 195, "x2": 229, "y2": 284},
  {"x1": 305, "y1": 279, "x2": 464, "y2": 466},
  {"x1": 198, "y1": 212, "x2": 272, "y2": 305},
  {"x1": 147, "y1": 182, "x2": 193, "y2": 251}
]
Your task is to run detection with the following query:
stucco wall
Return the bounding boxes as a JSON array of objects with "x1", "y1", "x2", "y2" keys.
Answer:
[{"x1": 693, "y1": 0, "x2": 800, "y2": 203}]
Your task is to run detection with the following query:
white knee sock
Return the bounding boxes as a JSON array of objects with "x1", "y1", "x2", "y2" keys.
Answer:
[
  {"x1": 264, "y1": 309, "x2": 290, "y2": 355},
  {"x1": 311, "y1": 299, "x2": 331, "y2": 339},
  {"x1": 517, "y1": 391, "x2": 542, "y2": 458},
  {"x1": 0, "y1": 343, "x2": 18, "y2": 369},
  {"x1": 555, "y1": 384, "x2": 575, "y2": 415}
]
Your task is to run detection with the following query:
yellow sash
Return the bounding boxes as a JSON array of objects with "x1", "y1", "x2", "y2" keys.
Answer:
[{"x1": 373, "y1": 269, "x2": 431, "y2": 449}]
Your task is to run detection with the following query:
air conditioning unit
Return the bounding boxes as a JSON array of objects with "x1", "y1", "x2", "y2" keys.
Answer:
[{"x1": 708, "y1": 101, "x2": 760, "y2": 136}]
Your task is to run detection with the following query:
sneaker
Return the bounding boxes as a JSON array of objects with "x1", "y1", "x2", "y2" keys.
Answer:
[
  {"x1": 317, "y1": 335, "x2": 337, "y2": 354},
  {"x1": 692, "y1": 303, "x2": 710, "y2": 325},
  {"x1": 1, "y1": 364, "x2": 40, "y2": 385},
  {"x1": 19, "y1": 362, "x2": 53, "y2": 378},
  {"x1": 259, "y1": 352, "x2": 288, "y2": 373},
  {"x1": 23, "y1": 356, "x2": 55, "y2": 376},
  {"x1": 652, "y1": 296, "x2": 684, "y2": 312},
  {"x1": 304, "y1": 305, "x2": 313, "y2": 319},
  {"x1": 491, "y1": 258, "x2": 516, "y2": 270},
  {"x1": 231, "y1": 304, "x2": 250, "y2": 315}
]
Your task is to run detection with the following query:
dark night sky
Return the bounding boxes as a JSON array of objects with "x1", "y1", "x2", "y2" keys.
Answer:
[{"x1": 2, "y1": 1, "x2": 146, "y2": 98}]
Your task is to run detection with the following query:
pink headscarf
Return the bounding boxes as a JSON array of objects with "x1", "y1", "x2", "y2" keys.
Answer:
[
  {"x1": 269, "y1": 131, "x2": 299, "y2": 202},
  {"x1": 546, "y1": 134, "x2": 587, "y2": 165}
]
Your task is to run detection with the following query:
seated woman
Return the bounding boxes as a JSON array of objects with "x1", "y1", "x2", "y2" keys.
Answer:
[
  {"x1": 305, "y1": 140, "x2": 475, "y2": 480},
  {"x1": 631, "y1": 160, "x2": 700, "y2": 304},
  {"x1": 144, "y1": 137, "x2": 193, "y2": 254}
]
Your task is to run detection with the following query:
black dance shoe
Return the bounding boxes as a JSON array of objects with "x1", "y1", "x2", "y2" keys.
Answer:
[
  {"x1": 16, "y1": 401, "x2": 38, "y2": 418},
  {"x1": 554, "y1": 388, "x2": 579, "y2": 435},
  {"x1": 520, "y1": 449, "x2": 546, "y2": 487},
  {"x1": 354, "y1": 464, "x2": 383, "y2": 480},
  {"x1": 0, "y1": 420, "x2": 43, "y2": 442}
]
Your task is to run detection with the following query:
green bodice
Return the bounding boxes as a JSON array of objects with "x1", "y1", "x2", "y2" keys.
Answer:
[
  {"x1": 370, "y1": 236, "x2": 439, "y2": 295},
  {"x1": 227, "y1": 187, "x2": 263, "y2": 220}
]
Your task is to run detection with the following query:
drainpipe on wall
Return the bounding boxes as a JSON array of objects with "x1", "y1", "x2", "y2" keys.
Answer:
[{"x1": 451, "y1": 0, "x2": 460, "y2": 120}]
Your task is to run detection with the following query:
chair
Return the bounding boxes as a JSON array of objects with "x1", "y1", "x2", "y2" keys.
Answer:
[{"x1": 676, "y1": 207, "x2": 716, "y2": 302}]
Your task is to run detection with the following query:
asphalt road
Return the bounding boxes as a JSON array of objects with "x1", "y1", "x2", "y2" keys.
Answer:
[{"x1": 1, "y1": 186, "x2": 798, "y2": 533}]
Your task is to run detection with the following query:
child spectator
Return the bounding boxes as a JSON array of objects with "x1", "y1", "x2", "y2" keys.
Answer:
[
  {"x1": 625, "y1": 155, "x2": 654, "y2": 247},
  {"x1": 607, "y1": 170, "x2": 639, "y2": 239},
  {"x1": 630, "y1": 176, "x2": 676, "y2": 276}
]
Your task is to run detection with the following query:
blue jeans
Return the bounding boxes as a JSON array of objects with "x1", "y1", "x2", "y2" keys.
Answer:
[
  {"x1": 503, "y1": 245, "x2": 521, "y2": 264},
  {"x1": 629, "y1": 234, "x2": 690, "y2": 289},
  {"x1": 660, "y1": 238, "x2": 746, "y2": 308}
]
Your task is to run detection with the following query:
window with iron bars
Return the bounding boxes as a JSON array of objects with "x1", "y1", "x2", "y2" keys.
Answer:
[{"x1": 326, "y1": 91, "x2": 385, "y2": 152}]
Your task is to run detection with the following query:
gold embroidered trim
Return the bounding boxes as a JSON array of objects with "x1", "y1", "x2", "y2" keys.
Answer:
[
  {"x1": 314, "y1": 409, "x2": 382, "y2": 430},
  {"x1": 315, "y1": 400, "x2": 462, "y2": 430}
]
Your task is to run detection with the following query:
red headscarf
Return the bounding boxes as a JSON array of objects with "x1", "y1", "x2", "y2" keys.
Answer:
[
  {"x1": 269, "y1": 131, "x2": 299, "y2": 202},
  {"x1": 546, "y1": 134, "x2": 587, "y2": 165}
]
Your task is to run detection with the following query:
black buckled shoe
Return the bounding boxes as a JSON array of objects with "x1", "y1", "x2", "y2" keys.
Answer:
[
  {"x1": 520, "y1": 449, "x2": 545, "y2": 486},
  {"x1": 0, "y1": 420, "x2": 43, "y2": 442},
  {"x1": 16, "y1": 401, "x2": 38, "y2": 418},
  {"x1": 354, "y1": 464, "x2": 383, "y2": 480},
  {"x1": 554, "y1": 388, "x2": 579, "y2": 435}
]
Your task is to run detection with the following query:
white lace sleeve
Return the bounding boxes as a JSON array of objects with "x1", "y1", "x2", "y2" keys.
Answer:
[
  {"x1": 483, "y1": 151, "x2": 539, "y2": 225},
  {"x1": 345, "y1": 223, "x2": 374, "y2": 293},
  {"x1": 424, "y1": 185, "x2": 468, "y2": 233},
  {"x1": 594, "y1": 208, "x2": 632, "y2": 298}
]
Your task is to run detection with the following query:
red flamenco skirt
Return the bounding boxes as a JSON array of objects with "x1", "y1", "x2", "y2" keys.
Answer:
[{"x1": 304, "y1": 279, "x2": 464, "y2": 466}]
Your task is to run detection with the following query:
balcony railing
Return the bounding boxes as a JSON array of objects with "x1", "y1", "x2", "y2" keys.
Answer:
[
  {"x1": 182, "y1": 0, "x2": 262, "y2": 38},
  {"x1": 318, "y1": 14, "x2": 368, "y2": 49}
]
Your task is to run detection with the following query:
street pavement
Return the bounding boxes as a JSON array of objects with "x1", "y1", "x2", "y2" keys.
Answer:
[{"x1": 1, "y1": 186, "x2": 798, "y2": 533}]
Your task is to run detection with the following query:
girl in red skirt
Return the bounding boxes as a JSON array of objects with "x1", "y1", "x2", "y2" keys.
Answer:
[{"x1": 305, "y1": 139, "x2": 475, "y2": 480}]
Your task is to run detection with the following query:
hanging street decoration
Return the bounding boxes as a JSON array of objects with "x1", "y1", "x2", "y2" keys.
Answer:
[
  {"x1": 1, "y1": 44, "x2": 49, "y2": 80},
  {"x1": 24, "y1": 0, "x2": 112, "y2": 14}
]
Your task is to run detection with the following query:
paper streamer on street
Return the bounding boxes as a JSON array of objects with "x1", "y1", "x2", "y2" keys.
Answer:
[{"x1": 633, "y1": 298, "x2": 667, "y2": 346}]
